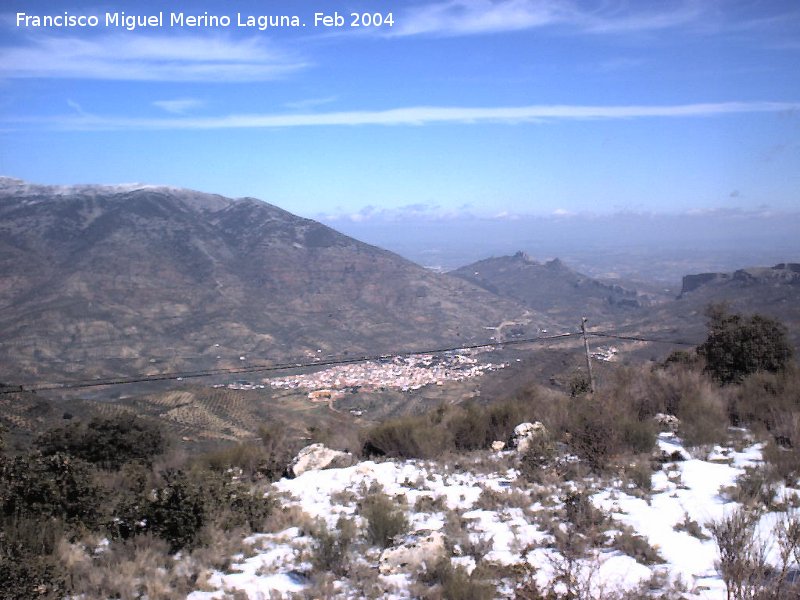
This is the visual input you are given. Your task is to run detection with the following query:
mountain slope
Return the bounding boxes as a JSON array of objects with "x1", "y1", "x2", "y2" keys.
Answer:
[
  {"x1": 450, "y1": 251, "x2": 657, "y2": 326},
  {"x1": 0, "y1": 178, "x2": 545, "y2": 383},
  {"x1": 613, "y1": 263, "x2": 800, "y2": 355}
]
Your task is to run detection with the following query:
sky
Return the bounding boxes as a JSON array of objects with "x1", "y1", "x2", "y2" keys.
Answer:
[{"x1": 1, "y1": 0, "x2": 799, "y2": 224}]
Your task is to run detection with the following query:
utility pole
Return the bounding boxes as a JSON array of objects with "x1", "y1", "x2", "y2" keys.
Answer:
[{"x1": 580, "y1": 316, "x2": 595, "y2": 394}]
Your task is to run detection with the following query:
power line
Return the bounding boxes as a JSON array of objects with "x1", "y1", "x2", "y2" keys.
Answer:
[
  {"x1": 0, "y1": 332, "x2": 577, "y2": 394},
  {"x1": 0, "y1": 329, "x2": 702, "y2": 395},
  {"x1": 587, "y1": 331, "x2": 698, "y2": 346}
]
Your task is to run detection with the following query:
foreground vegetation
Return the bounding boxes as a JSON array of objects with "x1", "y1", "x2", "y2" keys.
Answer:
[{"x1": 1, "y1": 305, "x2": 797, "y2": 598}]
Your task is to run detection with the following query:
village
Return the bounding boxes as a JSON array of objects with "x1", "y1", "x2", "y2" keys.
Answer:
[{"x1": 223, "y1": 350, "x2": 507, "y2": 401}]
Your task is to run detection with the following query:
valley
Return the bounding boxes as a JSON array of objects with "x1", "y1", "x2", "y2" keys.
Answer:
[{"x1": 1, "y1": 178, "x2": 799, "y2": 600}]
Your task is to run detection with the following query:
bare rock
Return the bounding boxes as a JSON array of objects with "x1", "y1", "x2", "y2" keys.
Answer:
[
  {"x1": 378, "y1": 530, "x2": 447, "y2": 575},
  {"x1": 287, "y1": 443, "x2": 355, "y2": 478},
  {"x1": 491, "y1": 440, "x2": 506, "y2": 451},
  {"x1": 654, "y1": 413, "x2": 681, "y2": 433},
  {"x1": 510, "y1": 421, "x2": 547, "y2": 454}
]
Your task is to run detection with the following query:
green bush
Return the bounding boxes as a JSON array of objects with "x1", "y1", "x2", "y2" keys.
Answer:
[
  {"x1": 0, "y1": 516, "x2": 65, "y2": 600},
  {"x1": 0, "y1": 553, "x2": 65, "y2": 600},
  {"x1": 144, "y1": 468, "x2": 273, "y2": 552},
  {"x1": 145, "y1": 470, "x2": 209, "y2": 552},
  {"x1": 0, "y1": 453, "x2": 103, "y2": 527},
  {"x1": 35, "y1": 415, "x2": 167, "y2": 469},
  {"x1": 698, "y1": 304, "x2": 793, "y2": 384}
]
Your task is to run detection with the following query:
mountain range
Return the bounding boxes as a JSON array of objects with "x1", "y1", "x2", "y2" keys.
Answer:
[
  {"x1": 1, "y1": 177, "x2": 798, "y2": 387},
  {"x1": 0, "y1": 178, "x2": 543, "y2": 383}
]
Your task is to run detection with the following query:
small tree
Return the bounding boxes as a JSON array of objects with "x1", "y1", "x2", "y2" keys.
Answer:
[{"x1": 698, "y1": 304, "x2": 793, "y2": 384}]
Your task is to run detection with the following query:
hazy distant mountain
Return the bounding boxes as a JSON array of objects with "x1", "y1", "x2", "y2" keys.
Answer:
[
  {"x1": 449, "y1": 251, "x2": 660, "y2": 326},
  {"x1": 0, "y1": 178, "x2": 546, "y2": 383},
  {"x1": 616, "y1": 263, "x2": 800, "y2": 353},
  {"x1": 680, "y1": 263, "x2": 800, "y2": 297},
  {"x1": 325, "y1": 213, "x2": 800, "y2": 283}
]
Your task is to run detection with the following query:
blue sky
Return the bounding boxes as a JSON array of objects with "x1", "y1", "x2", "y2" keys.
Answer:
[{"x1": 1, "y1": 0, "x2": 799, "y2": 221}]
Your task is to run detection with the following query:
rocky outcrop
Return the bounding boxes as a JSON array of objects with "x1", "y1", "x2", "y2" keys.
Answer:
[
  {"x1": 510, "y1": 421, "x2": 548, "y2": 454},
  {"x1": 653, "y1": 413, "x2": 681, "y2": 433},
  {"x1": 287, "y1": 443, "x2": 355, "y2": 478},
  {"x1": 680, "y1": 263, "x2": 800, "y2": 297},
  {"x1": 378, "y1": 530, "x2": 447, "y2": 575},
  {"x1": 449, "y1": 253, "x2": 647, "y2": 325}
]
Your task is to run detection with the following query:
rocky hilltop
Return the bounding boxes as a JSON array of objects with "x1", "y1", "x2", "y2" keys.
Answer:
[
  {"x1": 680, "y1": 263, "x2": 800, "y2": 296},
  {"x1": 610, "y1": 262, "x2": 800, "y2": 353},
  {"x1": 450, "y1": 251, "x2": 652, "y2": 325},
  {"x1": 0, "y1": 178, "x2": 544, "y2": 383}
]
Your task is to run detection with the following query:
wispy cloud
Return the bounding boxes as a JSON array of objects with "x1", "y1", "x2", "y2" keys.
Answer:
[
  {"x1": 284, "y1": 96, "x2": 339, "y2": 110},
  {"x1": 0, "y1": 35, "x2": 307, "y2": 82},
  {"x1": 17, "y1": 101, "x2": 798, "y2": 131},
  {"x1": 393, "y1": 0, "x2": 704, "y2": 37},
  {"x1": 152, "y1": 98, "x2": 205, "y2": 115},
  {"x1": 393, "y1": 0, "x2": 567, "y2": 36},
  {"x1": 66, "y1": 99, "x2": 89, "y2": 117}
]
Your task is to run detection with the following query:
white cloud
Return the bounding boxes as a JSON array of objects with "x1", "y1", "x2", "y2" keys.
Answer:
[
  {"x1": 393, "y1": 0, "x2": 567, "y2": 36},
  {"x1": 0, "y1": 35, "x2": 306, "y2": 82},
  {"x1": 26, "y1": 101, "x2": 800, "y2": 131},
  {"x1": 284, "y1": 96, "x2": 339, "y2": 110},
  {"x1": 152, "y1": 99, "x2": 205, "y2": 114},
  {"x1": 66, "y1": 99, "x2": 88, "y2": 117},
  {"x1": 393, "y1": 0, "x2": 705, "y2": 37}
]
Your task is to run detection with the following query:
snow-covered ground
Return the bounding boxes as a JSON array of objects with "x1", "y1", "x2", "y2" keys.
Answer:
[{"x1": 188, "y1": 432, "x2": 798, "y2": 599}]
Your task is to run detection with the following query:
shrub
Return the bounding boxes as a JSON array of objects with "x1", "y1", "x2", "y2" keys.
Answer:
[
  {"x1": 731, "y1": 366, "x2": 800, "y2": 432},
  {"x1": 698, "y1": 304, "x2": 793, "y2": 384},
  {"x1": 362, "y1": 396, "x2": 543, "y2": 459},
  {"x1": 565, "y1": 395, "x2": 656, "y2": 470},
  {"x1": 569, "y1": 373, "x2": 591, "y2": 398},
  {"x1": 311, "y1": 516, "x2": 355, "y2": 576},
  {"x1": 625, "y1": 461, "x2": 653, "y2": 493},
  {"x1": 360, "y1": 491, "x2": 408, "y2": 548},
  {"x1": 414, "y1": 495, "x2": 447, "y2": 513},
  {"x1": 562, "y1": 489, "x2": 606, "y2": 534},
  {"x1": 519, "y1": 434, "x2": 557, "y2": 483},
  {"x1": 362, "y1": 413, "x2": 450, "y2": 459},
  {"x1": 0, "y1": 515, "x2": 66, "y2": 600},
  {"x1": 0, "y1": 453, "x2": 103, "y2": 527},
  {"x1": 673, "y1": 513, "x2": 708, "y2": 540},
  {"x1": 419, "y1": 557, "x2": 495, "y2": 600},
  {"x1": 708, "y1": 508, "x2": 769, "y2": 600},
  {"x1": 661, "y1": 349, "x2": 699, "y2": 369},
  {"x1": 257, "y1": 424, "x2": 298, "y2": 481},
  {"x1": 145, "y1": 470, "x2": 210, "y2": 552},
  {"x1": 449, "y1": 403, "x2": 492, "y2": 452},
  {"x1": 729, "y1": 465, "x2": 778, "y2": 508},
  {"x1": 144, "y1": 469, "x2": 273, "y2": 552},
  {"x1": 612, "y1": 528, "x2": 664, "y2": 565},
  {"x1": 0, "y1": 553, "x2": 65, "y2": 600},
  {"x1": 35, "y1": 415, "x2": 167, "y2": 469}
]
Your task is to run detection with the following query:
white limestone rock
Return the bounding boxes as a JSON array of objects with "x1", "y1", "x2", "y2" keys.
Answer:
[
  {"x1": 287, "y1": 443, "x2": 355, "y2": 478},
  {"x1": 378, "y1": 530, "x2": 447, "y2": 575},
  {"x1": 510, "y1": 421, "x2": 547, "y2": 454}
]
